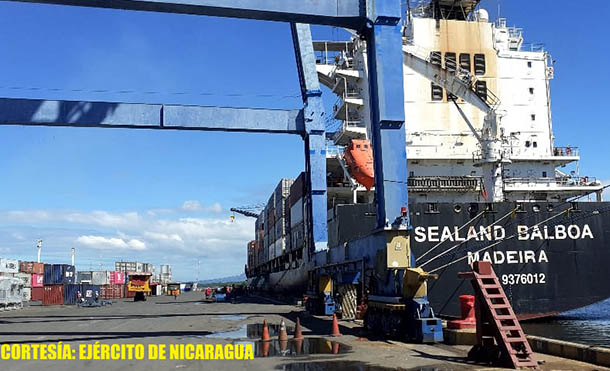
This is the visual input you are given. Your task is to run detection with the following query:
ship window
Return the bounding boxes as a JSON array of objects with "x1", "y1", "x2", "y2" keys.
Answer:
[
  {"x1": 531, "y1": 114, "x2": 536, "y2": 121},
  {"x1": 356, "y1": 144, "x2": 361, "y2": 148},
  {"x1": 527, "y1": 61, "x2": 532, "y2": 68},
  {"x1": 364, "y1": 144, "x2": 368, "y2": 149},
  {"x1": 533, "y1": 141, "x2": 538, "y2": 148},
  {"x1": 475, "y1": 81, "x2": 487, "y2": 101},
  {"x1": 430, "y1": 51, "x2": 442, "y2": 66},
  {"x1": 525, "y1": 141, "x2": 531, "y2": 147},
  {"x1": 445, "y1": 52, "x2": 457, "y2": 72},
  {"x1": 533, "y1": 204, "x2": 540, "y2": 212},
  {"x1": 474, "y1": 54, "x2": 486, "y2": 75},
  {"x1": 459, "y1": 53, "x2": 471, "y2": 72},
  {"x1": 529, "y1": 87, "x2": 534, "y2": 94},
  {"x1": 542, "y1": 171, "x2": 547, "y2": 177},
  {"x1": 431, "y1": 83, "x2": 444, "y2": 101},
  {"x1": 409, "y1": 171, "x2": 414, "y2": 177},
  {"x1": 426, "y1": 203, "x2": 439, "y2": 213}
]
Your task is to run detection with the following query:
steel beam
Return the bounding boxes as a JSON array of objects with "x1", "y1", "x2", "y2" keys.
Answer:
[
  {"x1": 364, "y1": 0, "x2": 409, "y2": 229},
  {"x1": 0, "y1": 97, "x2": 305, "y2": 134},
  {"x1": 4, "y1": 0, "x2": 367, "y2": 30},
  {"x1": 291, "y1": 23, "x2": 328, "y2": 253}
]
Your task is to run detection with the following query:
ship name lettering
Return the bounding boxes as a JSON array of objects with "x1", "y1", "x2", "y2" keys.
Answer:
[
  {"x1": 414, "y1": 225, "x2": 505, "y2": 243},
  {"x1": 517, "y1": 224, "x2": 594, "y2": 241},
  {"x1": 467, "y1": 250, "x2": 548, "y2": 265}
]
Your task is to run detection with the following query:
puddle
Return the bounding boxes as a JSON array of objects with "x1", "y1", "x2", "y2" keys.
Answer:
[
  {"x1": 276, "y1": 361, "x2": 447, "y2": 370},
  {"x1": 203, "y1": 323, "x2": 295, "y2": 340},
  {"x1": 216, "y1": 314, "x2": 247, "y2": 321},
  {"x1": 237, "y1": 338, "x2": 351, "y2": 358}
]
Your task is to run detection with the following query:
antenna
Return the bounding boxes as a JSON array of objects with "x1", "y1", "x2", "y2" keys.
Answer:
[{"x1": 36, "y1": 239, "x2": 42, "y2": 263}]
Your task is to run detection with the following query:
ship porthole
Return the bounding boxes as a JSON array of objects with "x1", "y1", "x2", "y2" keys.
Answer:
[
  {"x1": 454, "y1": 205, "x2": 462, "y2": 213},
  {"x1": 547, "y1": 204, "x2": 554, "y2": 212},
  {"x1": 533, "y1": 204, "x2": 540, "y2": 212}
]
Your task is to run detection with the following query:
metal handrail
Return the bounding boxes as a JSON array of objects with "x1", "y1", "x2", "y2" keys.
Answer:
[
  {"x1": 553, "y1": 146, "x2": 579, "y2": 156},
  {"x1": 504, "y1": 176, "x2": 597, "y2": 187}
]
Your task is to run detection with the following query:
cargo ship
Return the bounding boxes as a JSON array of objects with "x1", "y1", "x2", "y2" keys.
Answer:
[{"x1": 245, "y1": 0, "x2": 610, "y2": 319}]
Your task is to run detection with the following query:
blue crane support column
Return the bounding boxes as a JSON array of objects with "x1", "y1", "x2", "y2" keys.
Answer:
[
  {"x1": 364, "y1": 0, "x2": 409, "y2": 229},
  {"x1": 291, "y1": 23, "x2": 328, "y2": 253}
]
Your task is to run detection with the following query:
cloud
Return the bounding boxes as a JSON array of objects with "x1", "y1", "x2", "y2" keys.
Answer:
[
  {"x1": 76, "y1": 235, "x2": 147, "y2": 251},
  {"x1": 181, "y1": 200, "x2": 222, "y2": 213},
  {"x1": 0, "y1": 207, "x2": 253, "y2": 280},
  {"x1": 181, "y1": 200, "x2": 202, "y2": 212}
]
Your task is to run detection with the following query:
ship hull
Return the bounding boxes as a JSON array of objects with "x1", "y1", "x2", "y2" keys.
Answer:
[{"x1": 251, "y1": 201, "x2": 610, "y2": 319}]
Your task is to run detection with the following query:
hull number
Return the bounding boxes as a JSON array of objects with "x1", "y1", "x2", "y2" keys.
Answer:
[{"x1": 501, "y1": 273, "x2": 546, "y2": 285}]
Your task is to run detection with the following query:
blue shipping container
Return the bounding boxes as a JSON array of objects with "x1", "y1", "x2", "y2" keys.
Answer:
[
  {"x1": 63, "y1": 265, "x2": 76, "y2": 284},
  {"x1": 44, "y1": 264, "x2": 54, "y2": 285},
  {"x1": 80, "y1": 284, "x2": 101, "y2": 304},
  {"x1": 52, "y1": 264, "x2": 64, "y2": 284},
  {"x1": 64, "y1": 284, "x2": 81, "y2": 305}
]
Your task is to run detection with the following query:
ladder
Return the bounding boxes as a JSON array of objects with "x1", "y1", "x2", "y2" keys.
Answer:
[{"x1": 459, "y1": 261, "x2": 538, "y2": 369}]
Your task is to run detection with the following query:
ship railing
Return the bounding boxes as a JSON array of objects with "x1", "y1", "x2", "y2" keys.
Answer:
[
  {"x1": 504, "y1": 176, "x2": 598, "y2": 187},
  {"x1": 553, "y1": 146, "x2": 579, "y2": 157},
  {"x1": 407, "y1": 176, "x2": 481, "y2": 192}
]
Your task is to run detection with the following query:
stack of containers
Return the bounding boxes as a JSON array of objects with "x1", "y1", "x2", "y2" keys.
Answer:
[
  {"x1": 290, "y1": 172, "x2": 306, "y2": 253},
  {"x1": 103, "y1": 271, "x2": 125, "y2": 299},
  {"x1": 265, "y1": 193, "x2": 275, "y2": 262},
  {"x1": 17, "y1": 261, "x2": 44, "y2": 303},
  {"x1": 247, "y1": 241, "x2": 256, "y2": 270},
  {"x1": 255, "y1": 214, "x2": 264, "y2": 268},
  {"x1": 31, "y1": 272, "x2": 44, "y2": 301},
  {"x1": 42, "y1": 264, "x2": 75, "y2": 305},
  {"x1": 77, "y1": 271, "x2": 92, "y2": 284},
  {"x1": 160, "y1": 265, "x2": 172, "y2": 284},
  {"x1": 273, "y1": 178, "x2": 294, "y2": 258},
  {"x1": 115, "y1": 261, "x2": 137, "y2": 272}
]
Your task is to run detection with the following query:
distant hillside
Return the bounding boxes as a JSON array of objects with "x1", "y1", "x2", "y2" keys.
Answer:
[{"x1": 199, "y1": 273, "x2": 246, "y2": 285}]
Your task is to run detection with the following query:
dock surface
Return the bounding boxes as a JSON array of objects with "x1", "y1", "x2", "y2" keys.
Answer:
[{"x1": 0, "y1": 292, "x2": 606, "y2": 370}]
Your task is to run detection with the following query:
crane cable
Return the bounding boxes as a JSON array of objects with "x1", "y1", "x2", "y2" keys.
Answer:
[
  {"x1": 415, "y1": 209, "x2": 486, "y2": 263},
  {"x1": 419, "y1": 207, "x2": 517, "y2": 268}
]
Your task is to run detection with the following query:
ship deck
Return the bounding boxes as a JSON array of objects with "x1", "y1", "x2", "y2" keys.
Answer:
[{"x1": 0, "y1": 292, "x2": 604, "y2": 370}]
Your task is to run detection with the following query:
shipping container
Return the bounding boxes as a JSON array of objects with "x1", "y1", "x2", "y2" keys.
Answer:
[
  {"x1": 109, "y1": 271, "x2": 125, "y2": 284},
  {"x1": 0, "y1": 258, "x2": 19, "y2": 273},
  {"x1": 290, "y1": 198, "x2": 304, "y2": 227},
  {"x1": 31, "y1": 287, "x2": 44, "y2": 301},
  {"x1": 64, "y1": 284, "x2": 81, "y2": 305},
  {"x1": 44, "y1": 264, "x2": 53, "y2": 285},
  {"x1": 19, "y1": 261, "x2": 35, "y2": 274},
  {"x1": 31, "y1": 274, "x2": 44, "y2": 287},
  {"x1": 52, "y1": 264, "x2": 75, "y2": 284},
  {"x1": 160, "y1": 265, "x2": 171, "y2": 274},
  {"x1": 115, "y1": 261, "x2": 137, "y2": 272},
  {"x1": 290, "y1": 221, "x2": 305, "y2": 251},
  {"x1": 290, "y1": 172, "x2": 305, "y2": 207},
  {"x1": 78, "y1": 271, "x2": 92, "y2": 283},
  {"x1": 274, "y1": 237, "x2": 286, "y2": 257},
  {"x1": 124, "y1": 287, "x2": 135, "y2": 298},
  {"x1": 136, "y1": 263, "x2": 144, "y2": 272},
  {"x1": 274, "y1": 178, "x2": 293, "y2": 201},
  {"x1": 14, "y1": 273, "x2": 32, "y2": 287},
  {"x1": 92, "y1": 271, "x2": 110, "y2": 285},
  {"x1": 101, "y1": 284, "x2": 123, "y2": 299},
  {"x1": 22, "y1": 287, "x2": 31, "y2": 302},
  {"x1": 42, "y1": 285, "x2": 64, "y2": 306}
]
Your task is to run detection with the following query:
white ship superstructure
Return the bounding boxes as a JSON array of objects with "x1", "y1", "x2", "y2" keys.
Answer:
[{"x1": 316, "y1": 0, "x2": 604, "y2": 204}]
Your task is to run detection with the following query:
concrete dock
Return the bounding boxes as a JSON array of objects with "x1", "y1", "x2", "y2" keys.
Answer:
[{"x1": 0, "y1": 292, "x2": 606, "y2": 370}]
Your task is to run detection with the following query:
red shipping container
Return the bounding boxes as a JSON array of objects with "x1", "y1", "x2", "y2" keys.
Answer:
[
  {"x1": 31, "y1": 274, "x2": 44, "y2": 287},
  {"x1": 20, "y1": 261, "x2": 35, "y2": 274},
  {"x1": 125, "y1": 285, "x2": 135, "y2": 298},
  {"x1": 109, "y1": 271, "x2": 125, "y2": 284},
  {"x1": 32, "y1": 262, "x2": 44, "y2": 274},
  {"x1": 43, "y1": 285, "x2": 64, "y2": 305},
  {"x1": 31, "y1": 287, "x2": 44, "y2": 301},
  {"x1": 101, "y1": 284, "x2": 124, "y2": 299}
]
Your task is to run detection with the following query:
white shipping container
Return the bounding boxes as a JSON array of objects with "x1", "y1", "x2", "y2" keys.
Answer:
[
  {"x1": 160, "y1": 265, "x2": 171, "y2": 274},
  {"x1": 269, "y1": 240, "x2": 276, "y2": 260},
  {"x1": 290, "y1": 198, "x2": 304, "y2": 227},
  {"x1": 91, "y1": 271, "x2": 110, "y2": 285},
  {"x1": 274, "y1": 237, "x2": 286, "y2": 257},
  {"x1": 136, "y1": 263, "x2": 144, "y2": 272},
  {"x1": 22, "y1": 287, "x2": 31, "y2": 302},
  {"x1": 14, "y1": 273, "x2": 31, "y2": 287},
  {"x1": 0, "y1": 258, "x2": 19, "y2": 273}
]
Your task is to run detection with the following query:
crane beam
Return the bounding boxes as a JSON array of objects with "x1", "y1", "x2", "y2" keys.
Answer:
[
  {"x1": 3, "y1": 0, "x2": 367, "y2": 30},
  {"x1": 0, "y1": 98, "x2": 305, "y2": 134}
]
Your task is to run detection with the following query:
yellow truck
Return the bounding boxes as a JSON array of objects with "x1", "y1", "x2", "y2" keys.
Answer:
[{"x1": 127, "y1": 272, "x2": 152, "y2": 301}]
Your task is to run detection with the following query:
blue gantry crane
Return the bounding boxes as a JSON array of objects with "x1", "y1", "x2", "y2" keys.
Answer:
[{"x1": 0, "y1": 0, "x2": 442, "y2": 343}]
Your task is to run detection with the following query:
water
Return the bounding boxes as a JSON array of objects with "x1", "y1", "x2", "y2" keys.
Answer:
[
  {"x1": 203, "y1": 323, "x2": 295, "y2": 339},
  {"x1": 522, "y1": 298, "x2": 610, "y2": 348}
]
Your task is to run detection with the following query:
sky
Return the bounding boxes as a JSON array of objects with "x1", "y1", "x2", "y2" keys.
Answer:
[{"x1": 0, "y1": 1, "x2": 609, "y2": 281}]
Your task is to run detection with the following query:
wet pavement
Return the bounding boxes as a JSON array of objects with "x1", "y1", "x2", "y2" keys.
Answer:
[{"x1": 0, "y1": 292, "x2": 605, "y2": 370}]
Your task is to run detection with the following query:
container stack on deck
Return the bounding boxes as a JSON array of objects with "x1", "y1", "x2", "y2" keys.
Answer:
[{"x1": 246, "y1": 174, "x2": 307, "y2": 277}]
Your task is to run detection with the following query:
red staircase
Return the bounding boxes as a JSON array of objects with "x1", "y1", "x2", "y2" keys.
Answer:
[{"x1": 459, "y1": 261, "x2": 538, "y2": 369}]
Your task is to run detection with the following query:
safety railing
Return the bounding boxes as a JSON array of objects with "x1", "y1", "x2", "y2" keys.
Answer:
[
  {"x1": 504, "y1": 176, "x2": 597, "y2": 187},
  {"x1": 407, "y1": 176, "x2": 481, "y2": 192},
  {"x1": 553, "y1": 146, "x2": 579, "y2": 157}
]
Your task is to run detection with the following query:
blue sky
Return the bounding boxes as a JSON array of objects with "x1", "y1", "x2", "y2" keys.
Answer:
[{"x1": 0, "y1": 0, "x2": 608, "y2": 281}]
